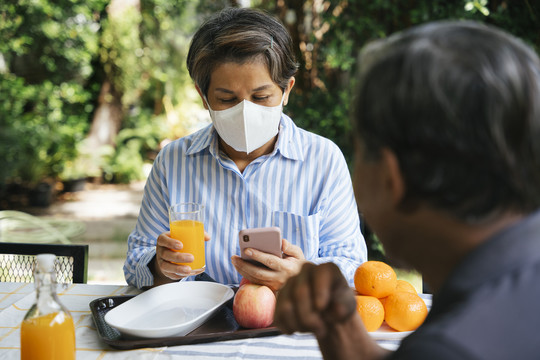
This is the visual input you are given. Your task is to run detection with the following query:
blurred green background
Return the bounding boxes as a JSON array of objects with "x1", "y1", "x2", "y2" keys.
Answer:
[{"x1": 1, "y1": 0, "x2": 538, "y2": 259}]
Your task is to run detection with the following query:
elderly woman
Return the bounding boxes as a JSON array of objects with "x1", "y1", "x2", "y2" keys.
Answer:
[{"x1": 124, "y1": 7, "x2": 367, "y2": 291}]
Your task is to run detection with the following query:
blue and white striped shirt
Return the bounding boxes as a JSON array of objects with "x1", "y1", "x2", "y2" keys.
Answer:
[{"x1": 124, "y1": 114, "x2": 367, "y2": 288}]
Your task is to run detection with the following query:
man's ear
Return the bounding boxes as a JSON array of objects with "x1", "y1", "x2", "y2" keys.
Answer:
[
  {"x1": 283, "y1": 77, "x2": 295, "y2": 106},
  {"x1": 381, "y1": 148, "x2": 405, "y2": 207},
  {"x1": 195, "y1": 85, "x2": 209, "y2": 110}
]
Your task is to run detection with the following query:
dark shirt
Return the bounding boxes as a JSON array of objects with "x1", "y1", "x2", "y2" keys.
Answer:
[{"x1": 389, "y1": 210, "x2": 540, "y2": 360}]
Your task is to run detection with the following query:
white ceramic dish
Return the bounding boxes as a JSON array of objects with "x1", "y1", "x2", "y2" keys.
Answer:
[
  {"x1": 369, "y1": 323, "x2": 413, "y2": 340},
  {"x1": 104, "y1": 281, "x2": 235, "y2": 338},
  {"x1": 369, "y1": 293, "x2": 432, "y2": 341}
]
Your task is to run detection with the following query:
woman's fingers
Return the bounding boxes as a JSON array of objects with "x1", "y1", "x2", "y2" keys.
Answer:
[
  {"x1": 281, "y1": 238, "x2": 305, "y2": 260},
  {"x1": 156, "y1": 232, "x2": 196, "y2": 279}
]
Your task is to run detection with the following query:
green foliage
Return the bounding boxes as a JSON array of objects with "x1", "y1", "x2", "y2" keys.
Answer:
[
  {"x1": 0, "y1": 74, "x2": 92, "y2": 185},
  {"x1": 60, "y1": 140, "x2": 113, "y2": 181},
  {"x1": 138, "y1": 0, "x2": 198, "y2": 107},
  {"x1": 0, "y1": 0, "x2": 106, "y2": 84},
  {"x1": 103, "y1": 109, "x2": 167, "y2": 184},
  {"x1": 0, "y1": 0, "x2": 199, "y2": 189},
  {"x1": 287, "y1": 88, "x2": 354, "y2": 165},
  {"x1": 485, "y1": 1, "x2": 539, "y2": 52},
  {"x1": 283, "y1": 0, "x2": 495, "y2": 169},
  {"x1": 275, "y1": 0, "x2": 539, "y2": 177},
  {"x1": 104, "y1": 139, "x2": 146, "y2": 184},
  {"x1": 0, "y1": 0, "x2": 107, "y2": 189},
  {"x1": 99, "y1": 5, "x2": 144, "y2": 107},
  {"x1": 367, "y1": 232, "x2": 386, "y2": 262},
  {"x1": 2, "y1": 0, "x2": 538, "y2": 199},
  {"x1": 268, "y1": 0, "x2": 539, "y2": 260},
  {"x1": 95, "y1": 0, "x2": 199, "y2": 183},
  {"x1": 98, "y1": 0, "x2": 197, "y2": 112}
]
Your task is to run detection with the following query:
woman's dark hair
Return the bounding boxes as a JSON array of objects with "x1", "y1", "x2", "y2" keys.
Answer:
[
  {"x1": 353, "y1": 21, "x2": 540, "y2": 222},
  {"x1": 187, "y1": 7, "x2": 298, "y2": 96}
]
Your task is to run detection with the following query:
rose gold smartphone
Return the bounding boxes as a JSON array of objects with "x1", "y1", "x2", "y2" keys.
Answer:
[{"x1": 239, "y1": 227, "x2": 282, "y2": 264}]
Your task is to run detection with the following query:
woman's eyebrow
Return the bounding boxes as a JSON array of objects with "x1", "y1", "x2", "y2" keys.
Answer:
[
  {"x1": 214, "y1": 84, "x2": 274, "y2": 94},
  {"x1": 215, "y1": 88, "x2": 234, "y2": 94},
  {"x1": 252, "y1": 84, "x2": 273, "y2": 92}
]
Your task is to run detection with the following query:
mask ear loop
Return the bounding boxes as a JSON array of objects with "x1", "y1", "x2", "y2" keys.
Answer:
[{"x1": 203, "y1": 95, "x2": 213, "y2": 111}]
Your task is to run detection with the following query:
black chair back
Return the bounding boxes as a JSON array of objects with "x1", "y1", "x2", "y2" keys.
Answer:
[{"x1": 0, "y1": 243, "x2": 89, "y2": 283}]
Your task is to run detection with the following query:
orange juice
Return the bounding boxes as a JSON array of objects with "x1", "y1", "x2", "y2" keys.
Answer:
[
  {"x1": 21, "y1": 312, "x2": 75, "y2": 360},
  {"x1": 170, "y1": 219, "x2": 205, "y2": 270}
]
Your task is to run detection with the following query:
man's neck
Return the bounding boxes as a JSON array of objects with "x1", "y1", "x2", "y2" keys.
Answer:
[{"x1": 395, "y1": 209, "x2": 525, "y2": 294}]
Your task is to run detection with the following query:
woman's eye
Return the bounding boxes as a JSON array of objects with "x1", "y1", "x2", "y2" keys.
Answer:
[
  {"x1": 253, "y1": 96, "x2": 270, "y2": 101},
  {"x1": 219, "y1": 98, "x2": 236, "y2": 103}
]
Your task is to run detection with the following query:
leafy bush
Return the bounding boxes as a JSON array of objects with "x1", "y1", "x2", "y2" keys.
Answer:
[
  {"x1": 0, "y1": 0, "x2": 107, "y2": 192},
  {"x1": 268, "y1": 0, "x2": 540, "y2": 261},
  {"x1": 103, "y1": 109, "x2": 167, "y2": 184},
  {"x1": 274, "y1": 0, "x2": 539, "y2": 172},
  {"x1": 91, "y1": 0, "x2": 197, "y2": 184},
  {"x1": 0, "y1": 75, "x2": 91, "y2": 185},
  {"x1": 287, "y1": 88, "x2": 354, "y2": 166}
]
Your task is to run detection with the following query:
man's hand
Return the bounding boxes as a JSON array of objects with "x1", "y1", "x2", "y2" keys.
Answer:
[
  {"x1": 274, "y1": 262, "x2": 389, "y2": 360},
  {"x1": 274, "y1": 262, "x2": 357, "y2": 337}
]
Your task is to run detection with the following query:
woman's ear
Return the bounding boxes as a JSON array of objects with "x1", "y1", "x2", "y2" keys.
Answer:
[
  {"x1": 283, "y1": 77, "x2": 295, "y2": 106},
  {"x1": 381, "y1": 148, "x2": 405, "y2": 207},
  {"x1": 195, "y1": 85, "x2": 209, "y2": 110}
]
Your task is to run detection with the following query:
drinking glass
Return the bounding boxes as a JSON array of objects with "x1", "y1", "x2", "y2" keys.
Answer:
[{"x1": 169, "y1": 203, "x2": 205, "y2": 275}]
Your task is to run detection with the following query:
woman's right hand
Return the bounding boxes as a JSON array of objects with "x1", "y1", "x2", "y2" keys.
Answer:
[{"x1": 153, "y1": 231, "x2": 210, "y2": 284}]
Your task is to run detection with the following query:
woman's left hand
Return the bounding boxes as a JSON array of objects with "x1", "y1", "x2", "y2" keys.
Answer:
[{"x1": 231, "y1": 238, "x2": 306, "y2": 292}]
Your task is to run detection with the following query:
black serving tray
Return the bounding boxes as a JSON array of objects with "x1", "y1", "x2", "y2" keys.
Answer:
[{"x1": 89, "y1": 294, "x2": 282, "y2": 350}]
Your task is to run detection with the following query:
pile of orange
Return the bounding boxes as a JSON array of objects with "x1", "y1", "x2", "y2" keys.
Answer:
[{"x1": 353, "y1": 261, "x2": 428, "y2": 332}]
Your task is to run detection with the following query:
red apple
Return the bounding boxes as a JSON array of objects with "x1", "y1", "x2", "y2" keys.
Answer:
[
  {"x1": 239, "y1": 277, "x2": 251, "y2": 287},
  {"x1": 233, "y1": 284, "x2": 276, "y2": 328}
]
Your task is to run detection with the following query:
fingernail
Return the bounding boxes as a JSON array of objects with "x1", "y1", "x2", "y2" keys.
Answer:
[{"x1": 245, "y1": 249, "x2": 253, "y2": 256}]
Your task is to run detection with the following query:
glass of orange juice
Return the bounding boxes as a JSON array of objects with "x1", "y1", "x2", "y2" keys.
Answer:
[{"x1": 169, "y1": 203, "x2": 205, "y2": 275}]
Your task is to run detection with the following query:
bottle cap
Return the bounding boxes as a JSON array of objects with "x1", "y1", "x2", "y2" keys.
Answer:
[{"x1": 36, "y1": 254, "x2": 56, "y2": 272}]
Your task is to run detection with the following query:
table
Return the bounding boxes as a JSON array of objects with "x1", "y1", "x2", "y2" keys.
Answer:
[{"x1": 0, "y1": 282, "x2": 402, "y2": 359}]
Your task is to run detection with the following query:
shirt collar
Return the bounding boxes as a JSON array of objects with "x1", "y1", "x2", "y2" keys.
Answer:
[
  {"x1": 274, "y1": 114, "x2": 305, "y2": 161},
  {"x1": 185, "y1": 124, "x2": 215, "y2": 156},
  {"x1": 185, "y1": 114, "x2": 305, "y2": 161}
]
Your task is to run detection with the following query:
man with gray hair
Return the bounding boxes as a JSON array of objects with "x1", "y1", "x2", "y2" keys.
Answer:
[{"x1": 275, "y1": 20, "x2": 540, "y2": 360}]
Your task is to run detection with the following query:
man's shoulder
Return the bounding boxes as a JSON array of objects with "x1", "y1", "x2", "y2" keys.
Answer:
[{"x1": 403, "y1": 259, "x2": 540, "y2": 360}]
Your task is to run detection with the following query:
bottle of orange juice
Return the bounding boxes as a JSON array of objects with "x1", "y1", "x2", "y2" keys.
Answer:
[{"x1": 20, "y1": 254, "x2": 75, "y2": 360}]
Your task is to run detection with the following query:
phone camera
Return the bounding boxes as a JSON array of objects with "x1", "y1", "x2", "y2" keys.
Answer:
[{"x1": 243, "y1": 235, "x2": 250, "y2": 242}]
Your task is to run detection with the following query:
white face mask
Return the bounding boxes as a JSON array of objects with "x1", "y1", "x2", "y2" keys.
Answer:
[{"x1": 205, "y1": 94, "x2": 284, "y2": 154}]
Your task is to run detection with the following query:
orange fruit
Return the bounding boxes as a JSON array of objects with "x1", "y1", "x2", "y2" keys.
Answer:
[
  {"x1": 354, "y1": 261, "x2": 397, "y2": 298},
  {"x1": 355, "y1": 295, "x2": 385, "y2": 332},
  {"x1": 383, "y1": 291, "x2": 428, "y2": 332},
  {"x1": 395, "y1": 279, "x2": 417, "y2": 294},
  {"x1": 379, "y1": 279, "x2": 417, "y2": 306}
]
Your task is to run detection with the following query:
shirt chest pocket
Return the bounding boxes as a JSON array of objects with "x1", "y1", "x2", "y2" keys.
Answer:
[{"x1": 271, "y1": 211, "x2": 320, "y2": 260}]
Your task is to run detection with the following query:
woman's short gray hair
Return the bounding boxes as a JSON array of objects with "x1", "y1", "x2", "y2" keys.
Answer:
[{"x1": 187, "y1": 7, "x2": 298, "y2": 96}]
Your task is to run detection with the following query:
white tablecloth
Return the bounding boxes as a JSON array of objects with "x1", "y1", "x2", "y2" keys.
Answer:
[{"x1": 0, "y1": 282, "x2": 401, "y2": 359}]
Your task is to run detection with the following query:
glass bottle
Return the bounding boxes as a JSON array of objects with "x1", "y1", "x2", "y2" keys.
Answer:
[{"x1": 20, "y1": 254, "x2": 76, "y2": 360}]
